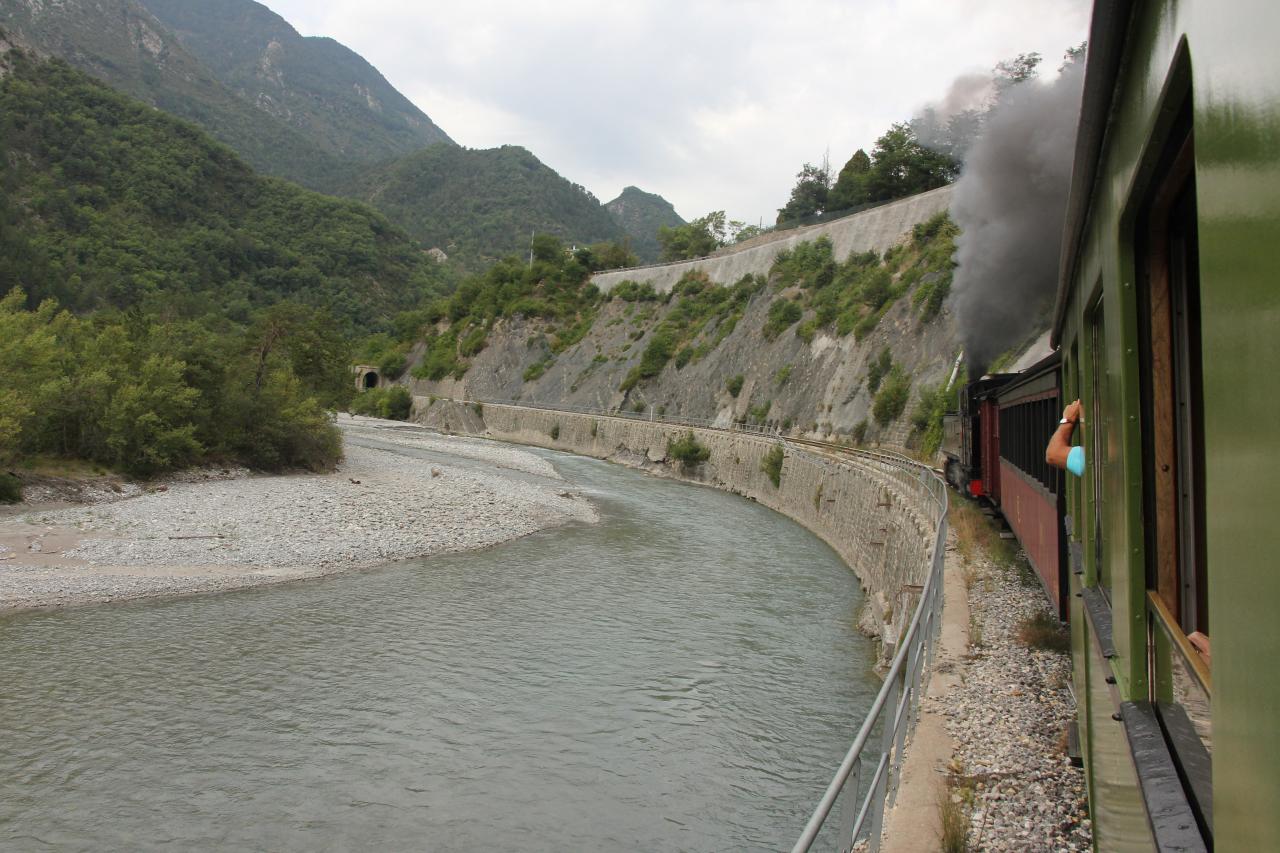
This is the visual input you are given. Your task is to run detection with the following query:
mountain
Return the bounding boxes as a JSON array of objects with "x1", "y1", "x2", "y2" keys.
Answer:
[
  {"x1": 0, "y1": 0, "x2": 355, "y2": 190},
  {"x1": 605, "y1": 186, "x2": 685, "y2": 263},
  {"x1": 1, "y1": 1, "x2": 654, "y2": 268},
  {"x1": 345, "y1": 144, "x2": 627, "y2": 266},
  {"x1": 0, "y1": 45, "x2": 448, "y2": 329},
  {"x1": 139, "y1": 0, "x2": 451, "y2": 163}
]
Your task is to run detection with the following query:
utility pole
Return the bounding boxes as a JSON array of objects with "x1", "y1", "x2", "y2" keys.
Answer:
[{"x1": 528, "y1": 230, "x2": 535, "y2": 267}]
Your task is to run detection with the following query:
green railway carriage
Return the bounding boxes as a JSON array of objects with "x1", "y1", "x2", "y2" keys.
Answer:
[{"x1": 1053, "y1": 0, "x2": 1280, "y2": 849}]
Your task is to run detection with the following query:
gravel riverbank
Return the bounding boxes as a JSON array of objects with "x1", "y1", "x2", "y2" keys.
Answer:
[{"x1": 0, "y1": 420, "x2": 596, "y2": 613}]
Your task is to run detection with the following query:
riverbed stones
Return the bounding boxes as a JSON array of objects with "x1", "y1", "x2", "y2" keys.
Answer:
[{"x1": 0, "y1": 421, "x2": 596, "y2": 612}]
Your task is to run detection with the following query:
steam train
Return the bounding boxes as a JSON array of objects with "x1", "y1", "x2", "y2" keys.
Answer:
[
  {"x1": 936, "y1": 0, "x2": 1280, "y2": 848},
  {"x1": 940, "y1": 352, "x2": 1068, "y2": 618}
]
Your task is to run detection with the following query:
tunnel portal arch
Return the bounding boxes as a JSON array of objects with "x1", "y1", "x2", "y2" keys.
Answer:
[{"x1": 352, "y1": 365, "x2": 380, "y2": 391}]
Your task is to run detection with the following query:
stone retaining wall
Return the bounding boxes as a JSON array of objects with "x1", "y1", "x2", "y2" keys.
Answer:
[
  {"x1": 413, "y1": 399, "x2": 941, "y2": 664},
  {"x1": 590, "y1": 185, "x2": 953, "y2": 294}
]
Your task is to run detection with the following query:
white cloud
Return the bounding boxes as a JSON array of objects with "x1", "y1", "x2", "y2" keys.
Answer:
[{"x1": 267, "y1": 0, "x2": 1090, "y2": 224}]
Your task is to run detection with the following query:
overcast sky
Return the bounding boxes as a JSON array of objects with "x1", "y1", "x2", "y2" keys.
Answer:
[{"x1": 267, "y1": 0, "x2": 1090, "y2": 225}]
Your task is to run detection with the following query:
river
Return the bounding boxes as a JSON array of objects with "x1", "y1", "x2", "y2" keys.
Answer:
[{"x1": 0, "y1": 444, "x2": 877, "y2": 851}]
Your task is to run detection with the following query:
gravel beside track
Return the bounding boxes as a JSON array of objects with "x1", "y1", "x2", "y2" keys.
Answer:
[
  {"x1": 0, "y1": 422, "x2": 596, "y2": 613},
  {"x1": 935, "y1": 552, "x2": 1092, "y2": 851}
]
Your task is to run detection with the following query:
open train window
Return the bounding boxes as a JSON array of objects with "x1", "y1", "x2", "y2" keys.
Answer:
[
  {"x1": 1137, "y1": 105, "x2": 1208, "y2": 640},
  {"x1": 1136, "y1": 99, "x2": 1212, "y2": 839}
]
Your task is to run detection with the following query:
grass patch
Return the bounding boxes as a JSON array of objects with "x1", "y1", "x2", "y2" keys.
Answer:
[
  {"x1": 726, "y1": 374, "x2": 745, "y2": 398},
  {"x1": 747, "y1": 400, "x2": 772, "y2": 424},
  {"x1": 949, "y1": 500, "x2": 1017, "y2": 567},
  {"x1": 348, "y1": 386, "x2": 412, "y2": 420},
  {"x1": 866, "y1": 346, "x2": 892, "y2": 394},
  {"x1": 761, "y1": 444, "x2": 784, "y2": 487},
  {"x1": 939, "y1": 778, "x2": 973, "y2": 853},
  {"x1": 873, "y1": 365, "x2": 912, "y2": 426},
  {"x1": 1017, "y1": 611, "x2": 1070, "y2": 654},
  {"x1": 667, "y1": 432, "x2": 711, "y2": 466},
  {"x1": 762, "y1": 298, "x2": 803, "y2": 340},
  {"x1": 851, "y1": 420, "x2": 868, "y2": 445},
  {"x1": 0, "y1": 472, "x2": 22, "y2": 504},
  {"x1": 549, "y1": 423, "x2": 560, "y2": 440},
  {"x1": 523, "y1": 358, "x2": 551, "y2": 382}
]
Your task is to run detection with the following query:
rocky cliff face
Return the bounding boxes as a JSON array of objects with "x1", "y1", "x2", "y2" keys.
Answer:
[
  {"x1": 400, "y1": 197, "x2": 963, "y2": 450},
  {"x1": 139, "y1": 0, "x2": 452, "y2": 163},
  {"x1": 0, "y1": 0, "x2": 348, "y2": 189}
]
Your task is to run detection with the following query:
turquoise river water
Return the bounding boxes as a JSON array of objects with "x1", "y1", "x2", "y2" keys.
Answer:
[{"x1": 0, "y1": 445, "x2": 877, "y2": 851}]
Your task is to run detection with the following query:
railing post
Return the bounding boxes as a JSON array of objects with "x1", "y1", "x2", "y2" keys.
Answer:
[
  {"x1": 867, "y1": 671, "x2": 900, "y2": 853},
  {"x1": 839, "y1": 756, "x2": 863, "y2": 852}
]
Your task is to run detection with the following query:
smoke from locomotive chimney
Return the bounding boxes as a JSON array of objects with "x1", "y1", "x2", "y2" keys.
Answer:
[{"x1": 948, "y1": 59, "x2": 1086, "y2": 372}]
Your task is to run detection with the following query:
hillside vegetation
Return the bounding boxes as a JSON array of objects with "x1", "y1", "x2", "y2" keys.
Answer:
[
  {"x1": 0, "y1": 0, "x2": 353, "y2": 190},
  {"x1": 345, "y1": 144, "x2": 627, "y2": 267},
  {"x1": 605, "y1": 186, "x2": 686, "y2": 263},
  {"x1": 0, "y1": 51, "x2": 449, "y2": 329},
  {"x1": 395, "y1": 209, "x2": 962, "y2": 451},
  {"x1": 0, "y1": 49, "x2": 455, "y2": 486}
]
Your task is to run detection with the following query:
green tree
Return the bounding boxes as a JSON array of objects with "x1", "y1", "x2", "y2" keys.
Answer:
[
  {"x1": 828, "y1": 149, "x2": 871, "y2": 210},
  {"x1": 873, "y1": 365, "x2": 913, "y2": 426},
  {"x1": 861, "y1": 123, "x2": 959, "y2": 203},
  {"x1": 657, "y1": 211, "x2": 727, "y2": 261},
  {"x1": 776, "y1": 161, "x2": 832, "y2": 224},
  {"x1": 995, "y1": 52, "x2": 1042, "y2": 94}
]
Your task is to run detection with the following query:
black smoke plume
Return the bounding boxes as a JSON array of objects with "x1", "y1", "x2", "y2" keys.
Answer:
[{"x1": 947, "y1": 60, "x2": 1085, "y2": 373}]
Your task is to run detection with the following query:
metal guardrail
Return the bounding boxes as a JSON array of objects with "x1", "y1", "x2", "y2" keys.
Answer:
[
  {"x1": 446, "y1": 397, "x2": 949, "y2": 852},
  {"x1": 791, "y1": 467, "x2": 946, "y2": 853}
]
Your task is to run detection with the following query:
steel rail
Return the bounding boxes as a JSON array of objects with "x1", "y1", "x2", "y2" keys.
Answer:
[{"x1": 435, "y1": 396, "x2": 949, "y2": 851}]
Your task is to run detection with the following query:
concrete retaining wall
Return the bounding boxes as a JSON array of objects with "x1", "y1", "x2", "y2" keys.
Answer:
[
  {"x1": 414, "y1": 399, "x2": 941, "y2": 664},
  {"x1": 590, "y1": 185, "x2": 953, "y2": 294}
]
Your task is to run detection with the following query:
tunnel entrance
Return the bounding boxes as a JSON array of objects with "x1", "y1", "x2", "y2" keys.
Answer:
[{"x1": 352, "y1": 365, "x2": 380, "y2": 391}]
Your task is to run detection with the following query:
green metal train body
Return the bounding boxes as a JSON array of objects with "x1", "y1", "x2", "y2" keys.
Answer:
[{"x1": 1054, "y1": 0, "x2": 1280, "y2": 849}]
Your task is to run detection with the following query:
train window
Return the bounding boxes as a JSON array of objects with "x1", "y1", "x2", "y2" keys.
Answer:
[
  {"x1": 1136, "y1": 100, "x2": 1211, "y2": 838},
  {"x1": 1138, "y1": 110, "x2": 1207, "y2": 638}
]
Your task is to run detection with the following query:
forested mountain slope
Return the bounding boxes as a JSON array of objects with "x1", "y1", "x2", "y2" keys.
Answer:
[
  {"x1": 0, "y1": 1, "x2": 639, "y2": 268},
  {"x1": 605, "y1": 186, "x2": 686, "y2": 263},
  {"x1": 0, "y1": 44, "x2": 464, "y2": 480},
  {"x1": 0, "y1": 0, "x2": 355, "y2": 190},
  {"x1": 345, "y1": 144, "x2": 627, "y2": 268},
  {"x1": 0, "y1": 47, "x2": 448, "y2": 329},
  {"x1": 140, "y1": 0, "x2": 452, "y2": 163}
]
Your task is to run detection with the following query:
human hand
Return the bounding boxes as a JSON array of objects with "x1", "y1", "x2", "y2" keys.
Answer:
[
  {"x1": 1188, "y1": 631, "x2": 1211, "y2": 666},
  {"x1": 1062, "y1": 399, "x2": 1082, "y2": 424}
]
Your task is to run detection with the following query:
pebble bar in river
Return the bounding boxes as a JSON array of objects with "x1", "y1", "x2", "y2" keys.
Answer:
[{"x1": 0, "y1": 427, "x2": 595, "y2": 612}]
